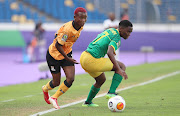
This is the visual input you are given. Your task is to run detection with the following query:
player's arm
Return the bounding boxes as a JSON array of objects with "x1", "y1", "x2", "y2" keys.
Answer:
[
  {"x1": 107, "y1": 45, "x2": 122, "y2": 74},
  {"x1": 107, "y1": 46, "x2": 128, "y2": 79},
  {"x1": 55, "y1": 42, "x2": 68, "y2": 59},
  {"x1": 55, "y1": 32, "x2": 78, "y2": 64},
  {"x1": 55, "y1": 42, "x2": 78, "y2": 64}
]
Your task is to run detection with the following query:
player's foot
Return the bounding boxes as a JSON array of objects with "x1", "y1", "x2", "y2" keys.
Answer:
[
  {"x1": 82, "y1": 101, "x2": 99, "y2": 107},
  {"x1": 105, "y1": 92, "x2": 118, "y2": 99},
  {"x1": 42, "y1": 85, "x2": 51, "y2": 104},
  {"x1": 49, "y1": 97, "x2": 60, "y2": 109}
]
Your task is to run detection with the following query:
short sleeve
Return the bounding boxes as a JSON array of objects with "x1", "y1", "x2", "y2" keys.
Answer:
[{"x1": 109, "y1": 35, "x2": 121, "y2": 52}]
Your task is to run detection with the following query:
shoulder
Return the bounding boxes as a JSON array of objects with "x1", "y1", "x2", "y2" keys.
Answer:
[
  {"x1": 108, "y1": 28, "x2": 118, "y2": 35},
  {"x1": 63, "y1": 21, "x2": 73, "y2": 30},
  {"x1": 57, "y1": 21, "x2": 73, "y2": 35}
]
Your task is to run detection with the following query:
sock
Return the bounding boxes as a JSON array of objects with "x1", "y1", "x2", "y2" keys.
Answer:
[
  {"x1": 52, "y1": 80, "x2": 70, "y2": 98},
  {"x1": 108, "y1": 73, "x2": 123, "y2": 93},
  {"x1": 43, "y1": 80, "x2": 54, "y2": 92},
  {"x1": 86, "y1": 85, "x2": 100, "y2": 103}
]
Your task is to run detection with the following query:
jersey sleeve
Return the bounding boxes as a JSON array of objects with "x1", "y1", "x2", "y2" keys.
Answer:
[
  {"x1": 109, "y1": 35, "x2": 121, "y2": 52},
  {"x1": 56, "y1": 30, "x2": 69, "y2": 45}
]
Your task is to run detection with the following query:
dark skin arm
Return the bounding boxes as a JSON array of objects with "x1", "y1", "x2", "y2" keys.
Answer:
[
  {"x1": 107, "y1": 46, "x2": 128, "y2": 80},
  {"x1": 55, "y1": 42, "x2": 79, "y2": 64}
]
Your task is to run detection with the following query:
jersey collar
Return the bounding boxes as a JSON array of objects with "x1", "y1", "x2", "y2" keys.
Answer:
[{"x1": 72, "y1": 20, "x2": 83, "y2": 31}]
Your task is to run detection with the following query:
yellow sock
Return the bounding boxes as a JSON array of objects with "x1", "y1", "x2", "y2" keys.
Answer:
[
  {"x1": 52, "y1": 82, "x2": 69, "y2": 98},
  {"x1": 43, "y1": 81, "x2": 54, "y2": 92}
]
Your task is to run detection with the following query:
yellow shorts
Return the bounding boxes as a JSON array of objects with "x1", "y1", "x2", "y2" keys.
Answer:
[{"x1": 80, "y1": 51, "x2": 113, "y2": 78}]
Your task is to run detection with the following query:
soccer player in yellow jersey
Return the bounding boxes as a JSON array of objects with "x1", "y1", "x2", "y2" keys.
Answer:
[{"x1": 42, "y1": 7, "x2": 87, "y2": 109}]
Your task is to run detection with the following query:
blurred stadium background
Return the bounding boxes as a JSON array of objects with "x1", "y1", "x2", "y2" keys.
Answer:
[
  {"x1": 0, "y1": 0, "x2": 180, "y2": 23},
  {"x1": 0, "y1": 0, "x2": 180, "y2": 87}
]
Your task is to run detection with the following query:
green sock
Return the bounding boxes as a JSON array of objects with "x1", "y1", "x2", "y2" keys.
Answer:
[
  {"x1": 86, "y1": 85, "x2": 100, "y2": 103},
  {"x1": 108, "y1": 73, "x2": 123, "y2": 93}
]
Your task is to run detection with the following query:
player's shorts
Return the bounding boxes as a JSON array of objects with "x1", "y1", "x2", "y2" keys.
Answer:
[
  {"x1": 46, "y1": 50, "x2": 74, "y2": 74},
  {"x1": 80, "y1": 51, "x2": 113, "y2": 78}
]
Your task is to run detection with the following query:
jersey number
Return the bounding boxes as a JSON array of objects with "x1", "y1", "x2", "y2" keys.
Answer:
[{"x1": 93, "y1": 31, "x2": 109, "y2": 44}]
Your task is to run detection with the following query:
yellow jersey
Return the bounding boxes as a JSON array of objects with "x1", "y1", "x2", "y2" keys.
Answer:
[{"x1": 49, "y1": 21, "x2": 83, "y2": 60}]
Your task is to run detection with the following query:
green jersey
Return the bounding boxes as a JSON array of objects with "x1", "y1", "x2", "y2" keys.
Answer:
[{"x1": 86, "y1": 28, "x2": 121, "y2": 58}]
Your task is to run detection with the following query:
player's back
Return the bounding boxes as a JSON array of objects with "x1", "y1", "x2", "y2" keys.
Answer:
[{"x1": 87, "y1": 28, "x2": 121, "y2": 58}]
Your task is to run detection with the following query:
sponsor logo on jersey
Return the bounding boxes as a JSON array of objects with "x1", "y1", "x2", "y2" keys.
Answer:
[{"x1": 61, "y1": 34, "x2": 68, "y2": 42}]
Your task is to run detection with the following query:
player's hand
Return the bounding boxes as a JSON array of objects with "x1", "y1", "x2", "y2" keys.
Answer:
[
  {"x1": 67, "y1": 57, "x2": 79, "y2": 64},
  {"x1": 122, "y1": 71, "x2": 128, "y2": 80},
  {"x1": 116, "y1": 70, "x2": 128, "y2": 80}
]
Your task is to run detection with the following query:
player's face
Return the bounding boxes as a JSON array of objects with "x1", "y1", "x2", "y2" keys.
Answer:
[
  {"x1": 119, "y1": 26, "x2": 133, "y2": 39},
  {"x1": 74, "y1": 12, "x2": 87, "y2": 27}
]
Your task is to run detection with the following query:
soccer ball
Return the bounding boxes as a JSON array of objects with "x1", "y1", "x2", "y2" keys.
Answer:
[{"x1": 108, "y1": 95, "x2": 125, "y2": 112}]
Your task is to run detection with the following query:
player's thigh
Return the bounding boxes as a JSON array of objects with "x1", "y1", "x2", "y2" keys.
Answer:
[
  {"x1": 46, "y1": 50, "x2": 61, "y2": 74},
  {"x1": 88, "y1": 71, "x2": 103, "y2": 78},
  {"x1": 61, "y1": 52, "x2": 75, "y2": 79},
  {"x1": 62, "y1": 66, "x2": 75, "y2": 80},
  {"x1": 87, "y1": 57, "x2": 113, "y2": 72},
  {"x1": 80, "y1": 51, "x2": 113, "y2": 72}
]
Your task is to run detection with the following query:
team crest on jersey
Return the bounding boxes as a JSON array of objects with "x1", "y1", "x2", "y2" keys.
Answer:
[
  {"x1": 61, "y1": 34, "x2": 68, "y2": 42},
  {"x1": 117, "y1": 41, "x2": 121, "y2": 47}
]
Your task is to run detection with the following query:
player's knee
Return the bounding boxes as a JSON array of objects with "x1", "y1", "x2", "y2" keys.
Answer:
[
  {"x1": 53, "y1": 81, "x2": 60, "y2": 87},
  {"x1": 102, "y1": 77, "x2": 106, "y2": 83},
  {"x1": 118, "y1": 62, "x2": 126, "y2": 71},
  {"x1": 95, "y1": 79, "x2": 106, "y2": 88},
  {"x1": 98, "y1": 77, "x2": 106, "y2": 86},
  {"x1": 66, "y1": 77, "x2": 74, "y2": 85}
]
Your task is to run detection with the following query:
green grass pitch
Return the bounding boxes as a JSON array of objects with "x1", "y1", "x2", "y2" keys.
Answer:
[{"x1": 0, "y1": 60, "x2": 180, "y2": 116}]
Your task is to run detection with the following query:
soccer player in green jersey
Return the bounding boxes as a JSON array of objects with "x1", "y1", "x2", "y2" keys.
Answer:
[{"x1": 80, "y1": 20, "x2": 133, "y2": 107}]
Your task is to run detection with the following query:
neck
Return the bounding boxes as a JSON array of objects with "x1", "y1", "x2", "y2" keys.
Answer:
[{"x1": 72, "y1": 21, "x2": 81, "y2": 31}]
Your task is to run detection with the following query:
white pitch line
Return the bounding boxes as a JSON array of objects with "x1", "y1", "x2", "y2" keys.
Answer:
[
  {"x1": 1, "y1": 99, "x2": 15, "y2": 102},
  {"x1": 24, "y1": 95, "x2": 34, "y2": 98},
  {"x1": 30, "y1": 71, "x2": 180, "y2": 116}
]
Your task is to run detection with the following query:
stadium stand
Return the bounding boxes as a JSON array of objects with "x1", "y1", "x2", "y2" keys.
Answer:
[{"x1": 0, "y1": 0, "x2": 180, "y2": 23}]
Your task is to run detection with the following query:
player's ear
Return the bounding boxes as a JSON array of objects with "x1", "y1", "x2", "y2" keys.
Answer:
[{"x1": 119, "y1": 27, "x2": 123, "y2": 32}]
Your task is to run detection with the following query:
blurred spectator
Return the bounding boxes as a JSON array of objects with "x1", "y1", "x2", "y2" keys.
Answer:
[
  {"x1": 34, "y1": 22, "x2": 46, "y2": 61},
  {"x1": 120, "y1": 8, "x2": 129, "y2": 20},
  {"x1": 27, "y1": 22, "x2": 46, "y2": 62},
  {"x1": 103, "y1": 12, "x2": 119, "y2": 30},
  {"x1": 26, "y1": 39, "x2": 37, "y2": 62}
]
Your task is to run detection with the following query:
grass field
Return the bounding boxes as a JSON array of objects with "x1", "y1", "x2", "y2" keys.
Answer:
[{"x1": 0, "y1": 60, "x2": 180, "y2": 116}]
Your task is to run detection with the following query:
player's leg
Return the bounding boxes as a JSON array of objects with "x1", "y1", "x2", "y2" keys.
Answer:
[
  {"x1": 106, "y1": 61, "x2": 126, "y2": 99},
  {"x1": 49, "y1": 51, "x2": 74, "y2": 109},
  {"x1": 116, "y1": 61, "x2": 126, "y2": 71},
  {"x1": 42, "y1": 50, "x2": 61, "y2": 105},
  {"x1": 82, "y1": 72, "x2": 106, "y2": 107},
  {"x1": 51, "y1": 66, "x2": 74, "y2": 99},
  {"x1": 80, "y1": 51, "x2": 112, "y2": 106},
  {"x1": 49, "y1": 66, "x2": 74, "y2": 109},
  {"x1": 42, "y1": 72, "x2": 61, "y2": 105}
]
